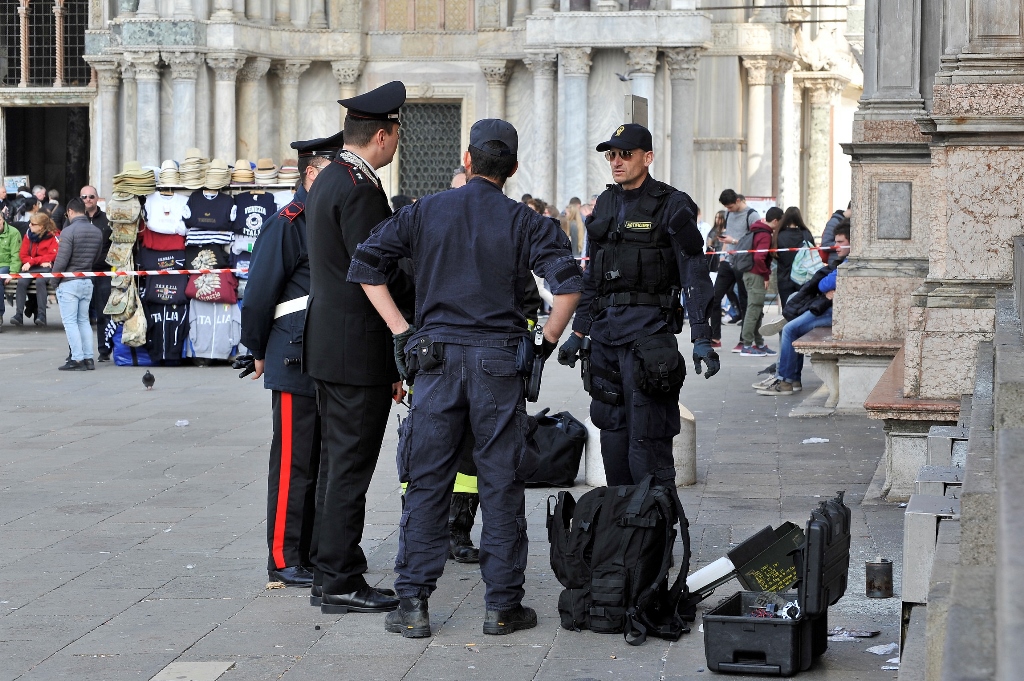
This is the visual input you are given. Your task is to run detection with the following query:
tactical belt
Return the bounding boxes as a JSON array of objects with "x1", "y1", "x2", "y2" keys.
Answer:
[
  {"x1": 595, "y1": 291, "x2": 677, "y2": 311},
  {"x1": 587, "y1": 363, "x2": 624, "y2": 406},
  {"x1": 274, "y1": 296, "x2": 308, "y2": 319}
]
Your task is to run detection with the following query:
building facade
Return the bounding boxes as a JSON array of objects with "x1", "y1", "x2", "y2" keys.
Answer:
[{"x1": 1, "y1": 0, "x2": 861, "y2": 228}]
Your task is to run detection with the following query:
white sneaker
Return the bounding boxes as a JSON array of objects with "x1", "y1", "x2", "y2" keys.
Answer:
[
  {"x1": 791, "y1": 381, "x2": 802, "y2": 393},
  {"x1": 758, "y1": 316, "x2": 787, "y2": 337},
  {"x1": 752, "y1": 375, "x2": 777, "y2": 390}
]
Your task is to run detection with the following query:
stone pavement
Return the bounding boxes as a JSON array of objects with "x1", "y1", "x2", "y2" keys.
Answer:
[{"x1": 0, "y1": 304, "x2": 903, "y2": 681}]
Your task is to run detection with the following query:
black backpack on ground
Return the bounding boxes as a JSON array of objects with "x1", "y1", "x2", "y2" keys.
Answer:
[
  {"x1": 526, "y1": 409, "x2": 587, "y2": 487},
  {"x1": 547, "y1": 475, "x2": 692, "y2": 645}
]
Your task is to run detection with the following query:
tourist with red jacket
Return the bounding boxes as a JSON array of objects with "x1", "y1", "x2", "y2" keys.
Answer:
[
  {"x1": 11, "y1": 213, "x2": 59, "y2": 326},
  {"x1": 739, "y1": 206, "x2": 783, "y2": 356}
]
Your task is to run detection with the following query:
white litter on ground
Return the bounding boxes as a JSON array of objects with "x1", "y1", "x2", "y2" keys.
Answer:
[
  {"x1": 866, "y1": 642, "x2": 899, "y2": 655},
  {"x1": 802, "y1": 437, "x2": 830, "y2": 444},
  {"x1": 175, "y1": 420, "x2": 189, "y2": 427}
]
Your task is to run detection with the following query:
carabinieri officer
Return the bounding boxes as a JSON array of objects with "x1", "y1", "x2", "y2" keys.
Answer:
[
  {"x1": 303, "y1": 82, "x2": 414, "y2": 615},
  {"x1": 241, "y1": 134, "x2": 343, "y2": 587},
  {"x1": 349, "y1": 119, "x2": 583, "y2": 638},
  {"x1": 557, "y1": 123, "x2": 721, "y2": 489}
]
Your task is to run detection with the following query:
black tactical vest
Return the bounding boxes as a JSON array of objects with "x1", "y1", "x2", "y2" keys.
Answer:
[{"x1": 586, "y1": 179, "x2": 680, "y2": 311}]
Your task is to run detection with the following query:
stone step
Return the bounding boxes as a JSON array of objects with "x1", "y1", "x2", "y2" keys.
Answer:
[{"x1": 925, "y1": 519, "x2": 960, "y2": 681}]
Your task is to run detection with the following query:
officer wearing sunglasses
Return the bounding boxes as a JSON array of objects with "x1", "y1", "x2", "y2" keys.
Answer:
[{"x1": 557, "y1": 123, "x2": 720, "y2": 490}]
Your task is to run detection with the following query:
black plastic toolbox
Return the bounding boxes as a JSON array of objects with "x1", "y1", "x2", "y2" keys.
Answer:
[{"x1": 702, "y1": 492, "x2": 851, "y2": 676}]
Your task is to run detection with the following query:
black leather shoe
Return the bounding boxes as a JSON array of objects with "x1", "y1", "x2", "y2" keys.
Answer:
[
  {"x1": 310, "y1": 583, "x2": 323, "y2": 606},
  {"x1": 268, "y1": 566, "x2": 314, "y2": 587},
  {"x1": 385, "y1": 597, "x2": 431, "y2": 638},
  {"x1": 483, "y1": 604, "x2": 538, "y2": 635},
  {"x1": 82, "y1": 358, "x2": 95, "y2": 371},
  {"x1": 320, "y1": 586, "x2": 399, "y2": 614},
  {"x1": 58, "y1": 359, "x2": 86, "y2": 371}
]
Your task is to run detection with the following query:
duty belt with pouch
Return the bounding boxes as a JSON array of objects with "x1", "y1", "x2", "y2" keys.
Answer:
[
  {"x1": 580, "y1": 337, "x2": 625, "y2": 406},
  {"x1": 406, "y1": 337, "x2": 443, "y2": 385},
  {"x1": 514, "y1": 327, "x2": 547, "y2": 403}
]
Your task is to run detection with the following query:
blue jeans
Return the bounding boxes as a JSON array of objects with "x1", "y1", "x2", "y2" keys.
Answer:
[
  {"x1": 777, "y1": 309, "x2": 832, "y2": 383},
  {"x1": 56, "y1": 279, "x2": 94, "y2": 361}
]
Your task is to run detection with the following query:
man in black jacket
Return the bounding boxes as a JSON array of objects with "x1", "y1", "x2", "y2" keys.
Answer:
[
  {"x1": 303, "y1": 82, "x2": 414, "y2": 615},
  {"x1": 241, "y1": 133, "x2": 342, "y2": 588}
]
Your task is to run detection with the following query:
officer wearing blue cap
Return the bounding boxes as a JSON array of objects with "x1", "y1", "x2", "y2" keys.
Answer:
[
  {"x1": 240, "y1": 132, "x2": 343, "y2": 588},
  {"x1": 303, "y1": 82, "x2": 414, "y2": 615},
  {"x1": 349, "y1": 118, "x2": 583, "y2": 638},
  {"x1": 557, "y1": 123, "x2": 720, "y2": 489}
]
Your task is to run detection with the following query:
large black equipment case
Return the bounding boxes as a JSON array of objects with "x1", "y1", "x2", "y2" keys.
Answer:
[{"x1": 702, "y1": 492, "x2": 851, "y2": 676}]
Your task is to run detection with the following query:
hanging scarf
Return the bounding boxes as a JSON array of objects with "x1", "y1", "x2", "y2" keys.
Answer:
[{"x1": 27, "y1": 229, "x2": 52, "y2": 243}]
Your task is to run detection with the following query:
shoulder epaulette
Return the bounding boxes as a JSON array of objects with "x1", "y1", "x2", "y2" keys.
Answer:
[
  {"x1": 281, "y1": 201, "x2": 304, "y2": 222},
  {"x1": 334, "y1": 160, "x2": 374, "y2": 185}
]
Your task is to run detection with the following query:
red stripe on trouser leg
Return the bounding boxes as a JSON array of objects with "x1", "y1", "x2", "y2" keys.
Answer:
[{"x1": 272, "y1": 392, "x2": 294, "y2": 569}]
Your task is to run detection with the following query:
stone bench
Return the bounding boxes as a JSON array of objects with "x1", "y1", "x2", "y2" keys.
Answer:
[{"x1": 789, "y1": 327, "x2": 902, "y2": 417}]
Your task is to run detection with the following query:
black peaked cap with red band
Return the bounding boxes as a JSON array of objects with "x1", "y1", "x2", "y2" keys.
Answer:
[
  {"x1": 290, "y1": 131, "x2": 345, "y2": 159},
  {"x1": 339, "y1": 81, "x2": 406, "y2": 123}
]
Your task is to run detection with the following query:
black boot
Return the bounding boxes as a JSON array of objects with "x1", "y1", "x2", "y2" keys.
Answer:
[
  {"x1": 448, "y1": 492, "x2": 480, "y2": 563},
  {"x1": 385, "y1": 597, "x2": 431, "y2": 638},
  {"x1": 483, "y1": 604, "x2": 538, "y2": 635}
]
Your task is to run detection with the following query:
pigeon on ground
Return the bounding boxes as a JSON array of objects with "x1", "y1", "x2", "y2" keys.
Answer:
[
  {"x1": 142, "y1": 370, "x2": 155, "y2": 390},
  {"x1": 757, "y1": 363, "x2": 777, "y2": 376}
]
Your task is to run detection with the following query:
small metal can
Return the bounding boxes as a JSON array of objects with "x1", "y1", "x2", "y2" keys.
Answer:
[{"x1": 866, "y1": 558, "x2": 894, "y2": 598}]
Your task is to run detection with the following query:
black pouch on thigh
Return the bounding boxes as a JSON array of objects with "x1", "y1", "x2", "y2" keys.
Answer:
[
  {"x1": 395, "y1": 410, "x2": 413, "y2": 485},
  {"x1": 631, "y1": 334, "x2": 685, "y2": 397}
]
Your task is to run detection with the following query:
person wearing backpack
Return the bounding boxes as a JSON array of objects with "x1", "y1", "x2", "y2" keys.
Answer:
[
  {"x1": 713, "y1": 190, "x2": 759, "y2": 350},
  {"x1": 737, "y1": 207, "x2": 781, "y2": 356},
  {"x1": 774, "y1": 207, "x2": 816, "y2": 306}
]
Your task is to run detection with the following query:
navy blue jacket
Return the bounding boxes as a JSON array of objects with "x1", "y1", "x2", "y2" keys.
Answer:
[
  {"x1": 348, "y1": 176, "x2": 583, "y2": 347},
  {"x1": 241, "y1": 186, "x2": 315, "y2": 397}
]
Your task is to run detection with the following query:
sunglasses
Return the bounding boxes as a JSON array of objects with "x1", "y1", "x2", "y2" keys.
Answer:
[
  {"x1": 604, "y1": 149, "x2": 638, "y2": 161},
  {"x1": 80, "y1": 194, "x2": 97, "y2": 200}
]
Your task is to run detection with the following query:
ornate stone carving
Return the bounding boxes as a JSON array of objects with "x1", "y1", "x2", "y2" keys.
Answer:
[
  {"x1": 89, "y1": 59, "x2": 122, "y2": 90},
  {"x1": 560, "y1": 48, "x2": 592, "y2": 76},
  {"x1": 124, "y1": 51, "x2": 161, "y2": 82},
  {"x1": 664, "y1": 47, "x2": 703, "y2": 81},
  {"x1": 119, "y1": 59, "x2": 136, "y2": 81},
  {"x1": 624, "y1": 47, "x2": 658, "y2": 75},
  {"x1": 237, "y1": 57, "x2": 272, "y2": 83},
  {"x1": 805, "y1": 75, "x2": 848, "y2": 105},
  {"x1": 206, "y1": 54, "x2": 245, "y2": 82},
  {"x1": 742, "y1": 56, "x2": 789, "y2": 86},
  {"x1": 331, "y1": 59, "x2": 364, "y2": 86},
  {"x1": 163, "y1": 51, "x2": 200, "y2": 81},
  {"x1": 273, "y1": 60, "x2": 311, "y2": 86},
  {"x1": 523, "y1": 52, "x2": 557, "y2": 78},
  {"x1": 480, "y1": 59, "x2": 512, "y2": 86}
]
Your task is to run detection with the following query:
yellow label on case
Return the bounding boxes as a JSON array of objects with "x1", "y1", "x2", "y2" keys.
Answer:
[{"x1": 624, "y1": 221, "x2": 653, "y2": 231}]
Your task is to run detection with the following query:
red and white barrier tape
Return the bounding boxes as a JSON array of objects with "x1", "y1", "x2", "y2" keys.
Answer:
[
  {"x1": 0, "y1": 268, "x2": 248, "y2": 280},
  {"x1": 575, "y1": 245, "x2": 840, "y2": 261}
]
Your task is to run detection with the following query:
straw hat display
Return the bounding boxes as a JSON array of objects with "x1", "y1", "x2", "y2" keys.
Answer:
[
  {"x1": 112, "y1": 160, "x2": 157, "y2": 196},
  {"x1": 253, "y1": 157, "x2": 278, "y2": 184},
  {"x1": 180, "y1": 148, "x2": 210, "y2": 190},
  {"x1": 158, "y1": 159, "x2": 179, "y2": 186},
  {"x1": 205, "y1": 159, "x2": 231, "y2": 190},
  {"x1": 231, "y1": 159, "x2": 255, "y2": 184},
  {"x1": 277, "y1": 162, "x2": 300, "y2": 185}
]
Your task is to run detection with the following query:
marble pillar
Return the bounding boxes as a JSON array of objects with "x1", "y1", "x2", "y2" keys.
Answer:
[
  {"x1": 211, "y1": 0, "x2": 233, "y2": 20},
  {"x1": 804, "y1": 75, "x2": 847, "y2": 231},
  {"x1": 136, "y1": 0, "x2": 159, "y2": 18},
  {"x1": 534, "y1": 0, "x2": 555, "y2": 12},
  {"x1": 664, "y1": 47, "x2": 702, "y2": 194},
  {"x1": 172, "y1": 0, "x2": 194, "y2": 19},
  {"x1": 129, "y1": 52, "x2": 162, "y2": 168},
  {"x1": 165, "y1": 51, "x2": 200, "y2": 163},
  {"x1": 236, "y1": 57, "x2": 271, "y2": 162},
  {"x1": 513, "y1": 0, "x2": 529, "y2": 26},
  {"x1": 524, "y1": 51, "x2": 557, "y2": 205},
  {"x1": 781, "y1": 77, "x2": 802, "y2": 210},
  {"x1": 331, "y1": 59, "x2": 364, "y2": 127},
  {"x1": 741, "y1": 56, "x2": 779, "y2": 198},
  {"x1": 92, "y1": 60, "x2": 121, "y2": 196},
  {"x1": 120, "y1": 60, "x2": 138, "y2": 165},
  {"x1": 275, "y1": 0, "x2": 290, "y2": 23},
  {"x1": 559, "y1": 47, "x2": 591, "y2": 208},
  {"x1": 308, "y1": 0, "x2": 327, "y2": 28},
  {"x1": 207, "y1": 54, "x2": 244, "y2": 164},
  {"x1": 480, "y1": 60, "x2": 512, "y2": 120},
  {"x1": 0, "y1": 107, "x2": 5, "y2": 178},
  {"x1": 274, "y1": 60, "x2": 311, "y2": 163},
  {"x1": 624, "y1": 47, "x2": 658, "y2": 130},
  {"x1": 245, "y1": 0, "x2": 264, "y2": 20}
]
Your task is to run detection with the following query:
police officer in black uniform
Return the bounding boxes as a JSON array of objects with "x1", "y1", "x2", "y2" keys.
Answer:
[
  {"x1": 240, "y1": 133, "x2": 342, "y2": 587},
  {"x1": 304, "y1": 82, "x2": 414, "y2": 615},
  {"x1": 349, "y1": 119, "x2": 583, "y2": 638},
  {"x1": 557, "y1": 123, "x2": 721, "y2": 488}
]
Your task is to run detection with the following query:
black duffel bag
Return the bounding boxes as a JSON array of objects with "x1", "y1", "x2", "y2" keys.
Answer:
[{"x1": 525, "y1": 408, "x2": 587, "y2": 487}]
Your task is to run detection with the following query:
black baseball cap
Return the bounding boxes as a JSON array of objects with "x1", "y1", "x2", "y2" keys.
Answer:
[
  {"x1": 469, "y1": 119, "x2": 518, "y2": 156},
  {"x1": 290, "y1": 131, "x2": 344, "y2": 159},
  {"x1": 596, "y1": 123, "x2": 653, "y2": 152},
  {"x1": 339, "y1": 81, "x2": 406, "y2": 122}
]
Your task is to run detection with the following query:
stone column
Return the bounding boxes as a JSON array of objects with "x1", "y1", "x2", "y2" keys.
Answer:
[
  {"x1": 480, "y1": 60, "x2": 512, "y2": 120},
  {"x1": 533, "y1": 0, "x2": 555, "y2": 12},
  {"x1": 120, "y1": 60, "x2": 138, "y2": 164},
  {"x1": 91, "y1": 59, "x2": 121, "y2": 196},
  {"x1": 207, "y1": 54, "x2": 244, "y2": 164},
  {"x1": 173, "y1": 0, "x2": 194, "y2": 19},
  {"x1": 559, "y1": 47, "x2": 592, "y2": 207},
  {"x1": 624, "y1": 47, "x2": 658, "y2": 128},
  {"x1": 211, "y1": 0, "x2": 234, "y2": 21},
  {"x1": 308, "y1": 0, "x2": 327, "y2": 28},
  {"x1": 524, "y1": 51, "x2": 557, "y2": 205},
  {"x1": 513, "y1": 0, "x2": 529, "y2": 26},
  {"x1": 236, "y1": 57, "x2": 271, "y2": 162},
  {"x1": 804, "y1": 75, "x2": 847, "y2": 231},
  {"x1": 165, "y1": 51, "x2": 200, "y2": 163},
  {"x1": 332, "y1": 59, "x2": 364, "y2": 127},
  {"x1": 741, "y1": 56, "x2": 778, "y2": 198},
  {"x1": 128, "y1": 52, "x2": 162, "y2": 168},
  {"x1": 17, "y1": 0, "x2": 28, "y2": 87},
  {"x1": 781, "y1": 78, "x2": 802, "y2": 209},
  {"x1": 136, "y1": 0, "x2": 159, "y2": 19},
  {"x1": 273, "y1": 60, "x2": 311, "y2": 162},
  {"x1": 275, "y1": 0, "x2": 290, "y2": 23},
  {"x1": 0, "y1": 107, "x2": 5, "y2": 178},
  {"x1": 664, "y1": 47, "x2": 702, "y2": 193},
  {"x1": 53, "y1": 0, "x2": 65, "y2": 87}
]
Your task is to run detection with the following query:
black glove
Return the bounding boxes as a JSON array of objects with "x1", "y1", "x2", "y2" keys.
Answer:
[
  {"x1": 234, "y1": 354, "x2": 256, "y2": 379},
  {"x1": 692, "y1": 339, "x2": 720, "y2": 379},
  {"x1": 540, "y1": 336, "x2": 557, "y2": 362},
  {"x1": 393, "y1": 325, "x2": 417, "y2": 381},
  {"x1": 558, "y1": 334, "x2": 584, "y2": 367}
]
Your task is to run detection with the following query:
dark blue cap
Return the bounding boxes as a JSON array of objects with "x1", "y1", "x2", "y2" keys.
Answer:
[
  {"x1": 596, "y1": 123, "x2": 653, "y2": 152},
  {"x1": 290, "y1": 130, "x2": 344, "y2": 158},
  {"x1": 469, "y1": 119, "x2": 518, "y2": 156},
  {"x1": 339, "y1": 81, "x2": 406, "y2": 122}
]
